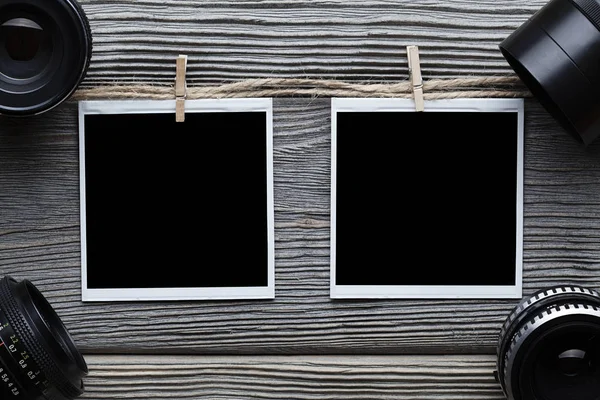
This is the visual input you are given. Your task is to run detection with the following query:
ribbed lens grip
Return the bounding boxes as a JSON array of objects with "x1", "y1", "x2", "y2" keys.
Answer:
[
  {"x1": 496, "y1": 285, "x2": 600, "y2": 399},
  {"x1": 571, "y1": 0, "x2": 600, "y2": 30},
  {"x1": 0, "y1": 279, "x2": 82, "y2": 400}
]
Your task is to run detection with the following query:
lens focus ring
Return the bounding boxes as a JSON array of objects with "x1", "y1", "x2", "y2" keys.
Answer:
[
  {"x1": 496, "y1": 285, "x2": 600, "y2": 400},
  {"x1": 571, "y1": 0, "x2": 600, "y2": 30},
  {"x1": 496, "y1": 286, "x2": 600, "y2": 360},
  {"x1": 0, "y1": 278, "x2": 82, "y2": 400}
]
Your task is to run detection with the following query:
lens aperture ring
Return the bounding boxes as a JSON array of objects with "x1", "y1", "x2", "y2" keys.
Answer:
[
  {"x1": 571, "y1": 0, "x2": 600, "y2": 31},
  {"x1": 0, "y1": 279, "x2": 82, "y2": 399},
  {"x1": 503, "y1": 302, "x2": 600, "y2": 399}
]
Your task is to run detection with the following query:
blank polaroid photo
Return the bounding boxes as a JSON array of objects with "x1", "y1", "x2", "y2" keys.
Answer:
[
  {"x1": 331, "y1": 98, "x2": 524, "y2": 299},
  {"x1": 79, "y1": 99, "x2": 274, "y2": 301}
]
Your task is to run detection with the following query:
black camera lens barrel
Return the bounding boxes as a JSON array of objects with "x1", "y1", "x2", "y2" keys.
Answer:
[
  {"x1": 496, "y1": 286, "x2": 600, "y2": 400},
  {"x1": 0, "y1": 276, "x2": 87, "y2": 400},
  {"x1": 500, "y1": 0, "x2": 600, "y2": 145},
  {"x1": 0, "y1": 0, "x2": 92, "y2": 116}
]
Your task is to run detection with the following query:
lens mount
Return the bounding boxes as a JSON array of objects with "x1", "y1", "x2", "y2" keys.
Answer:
[
  {"x1": 496, "y1": 286, "x2": 600, "y2": 400},
  {"x1": 0, "y1": 0, "x2": 92, "y2": 116},
  {"x1": 0, "y1": 276, "x2": 87, "y2": 400}
]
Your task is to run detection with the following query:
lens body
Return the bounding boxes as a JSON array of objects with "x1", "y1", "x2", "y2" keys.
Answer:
[
  {"x1": 500, "y1": 0, "x2": 600, "y2": 145},
  {"x1": 496, "y1": 286, "x2": 600, "y2": 400},
  {"x1": 0, "y1": 0, "x2": 92, "y2": 116},
  {"x1": 0, "y1": 276, "x2": 87, "y2": 400}
]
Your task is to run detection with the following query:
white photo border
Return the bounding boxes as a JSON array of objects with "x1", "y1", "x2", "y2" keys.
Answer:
[
  {"x1": 330, "y1": 98, "x2": 524, "y2": 299},
  {"x1": 79, "y1": 99, "x2": 275, "y2": 301}
]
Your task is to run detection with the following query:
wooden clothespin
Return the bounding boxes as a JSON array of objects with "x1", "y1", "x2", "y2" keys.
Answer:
[
  {"x1": 407, "y1": 45, "x2": 425, "y2": 112},
  {"x1": 175, "y1": 54, "x2": 188, "y2": 122}
]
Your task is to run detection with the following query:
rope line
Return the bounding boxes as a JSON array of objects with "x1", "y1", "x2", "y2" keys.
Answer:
[{"x1": 73, "y1": 76, "x2": 531, "y2": 100}]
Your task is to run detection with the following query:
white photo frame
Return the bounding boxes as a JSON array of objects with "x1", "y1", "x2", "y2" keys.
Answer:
[
  {"x1": 79, "y1": 99, "x2": 275, "y2": 301},
  {"x1": 330, "y1": 98, "x2": 524, "y2": 299}
]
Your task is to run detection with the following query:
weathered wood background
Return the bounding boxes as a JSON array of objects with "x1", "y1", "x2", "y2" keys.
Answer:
[{"x1": 1, "y1": 0, "x2": 600, "y2": 398}]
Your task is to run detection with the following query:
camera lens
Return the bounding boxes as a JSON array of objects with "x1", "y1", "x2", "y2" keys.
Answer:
[
  {"x1": 495, "y1": 286, "x2": 600, "y2": 400},
  {"x1": 0, "y1": 0, "x2": 92, "y2": 116},
  {"x1": 0, "y1": 276, "x2": 87, "y2": 399},
  {"x1": 499, "y1": 0, "x2": 600, "y2": 145}
]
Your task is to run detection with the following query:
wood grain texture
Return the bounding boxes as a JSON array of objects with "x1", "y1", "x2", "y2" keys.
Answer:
[
  {"x1": 1, "y1": 98, "x2": 599, "y2": 355},
  {"x1": 80, "y1": 354, "x2": 505, "y2": 399},
  {"x1": 76, "y1": 0, "x2": 549, "y2": 85}
]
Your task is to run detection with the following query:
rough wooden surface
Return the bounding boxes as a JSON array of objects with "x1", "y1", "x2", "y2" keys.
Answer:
[
  {"x1": 78, "y1": 0, "x2": 549, "y2": 85},
  {"x1": 1, "y1": 99, "x2": 599, "y2": 356},
  {"x1": 2, "y1": 0, "x2": 600, "y2": 396},
  {"x1": 81, "y1": 354, "x2": 506, "y2": 399}
]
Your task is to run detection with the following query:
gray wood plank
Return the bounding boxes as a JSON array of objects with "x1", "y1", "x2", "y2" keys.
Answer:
[
  {"x1": 75, "y1": 0, "x2": 549, "y2": 85},
  {"x1": 1, "y1": 98, "x2": 599, "y2": 354},
  {"x1": 80, "y1": 354, "x2": 505, "y2": 399}
]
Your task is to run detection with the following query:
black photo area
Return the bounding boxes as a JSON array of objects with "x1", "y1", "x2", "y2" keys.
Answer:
[
  {"x1": 83, "y1": 112, "x2": 269, "y2": 289},
  {"x1": 335, "y1": 111, "x2": 518, "y2": 286}
]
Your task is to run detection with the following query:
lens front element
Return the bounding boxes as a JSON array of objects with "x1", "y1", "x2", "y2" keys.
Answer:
[
  {"x1": 2, "y1": 18, "x2": 43, "y2": 61},
  {"x1": 0, "y1": 18, "x2": 53, "y2": 81},
  {"x1": 0, "y1": 0, "x2": 92, "y2": 116}
]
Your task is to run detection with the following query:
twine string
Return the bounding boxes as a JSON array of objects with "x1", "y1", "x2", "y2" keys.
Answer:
[{"x1": 73, "y1": 76, "x2": 531, "y2": 100}]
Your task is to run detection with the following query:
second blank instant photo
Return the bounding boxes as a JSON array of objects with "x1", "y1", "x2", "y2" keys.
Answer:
[
  {"x1": 79, "y1": 99, "x2": 274, "y2": 301},
  {"x1": 331, "y1": 98, "x2": 524, "y2": 299}
]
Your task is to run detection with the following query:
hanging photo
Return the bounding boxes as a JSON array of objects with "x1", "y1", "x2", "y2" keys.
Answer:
[
  {"x1": 79, "y1": 99, "x2": 275, "y2": 301},
  {"x1": 331, "y1": 98, "x2": 524, "y2": 299}
]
